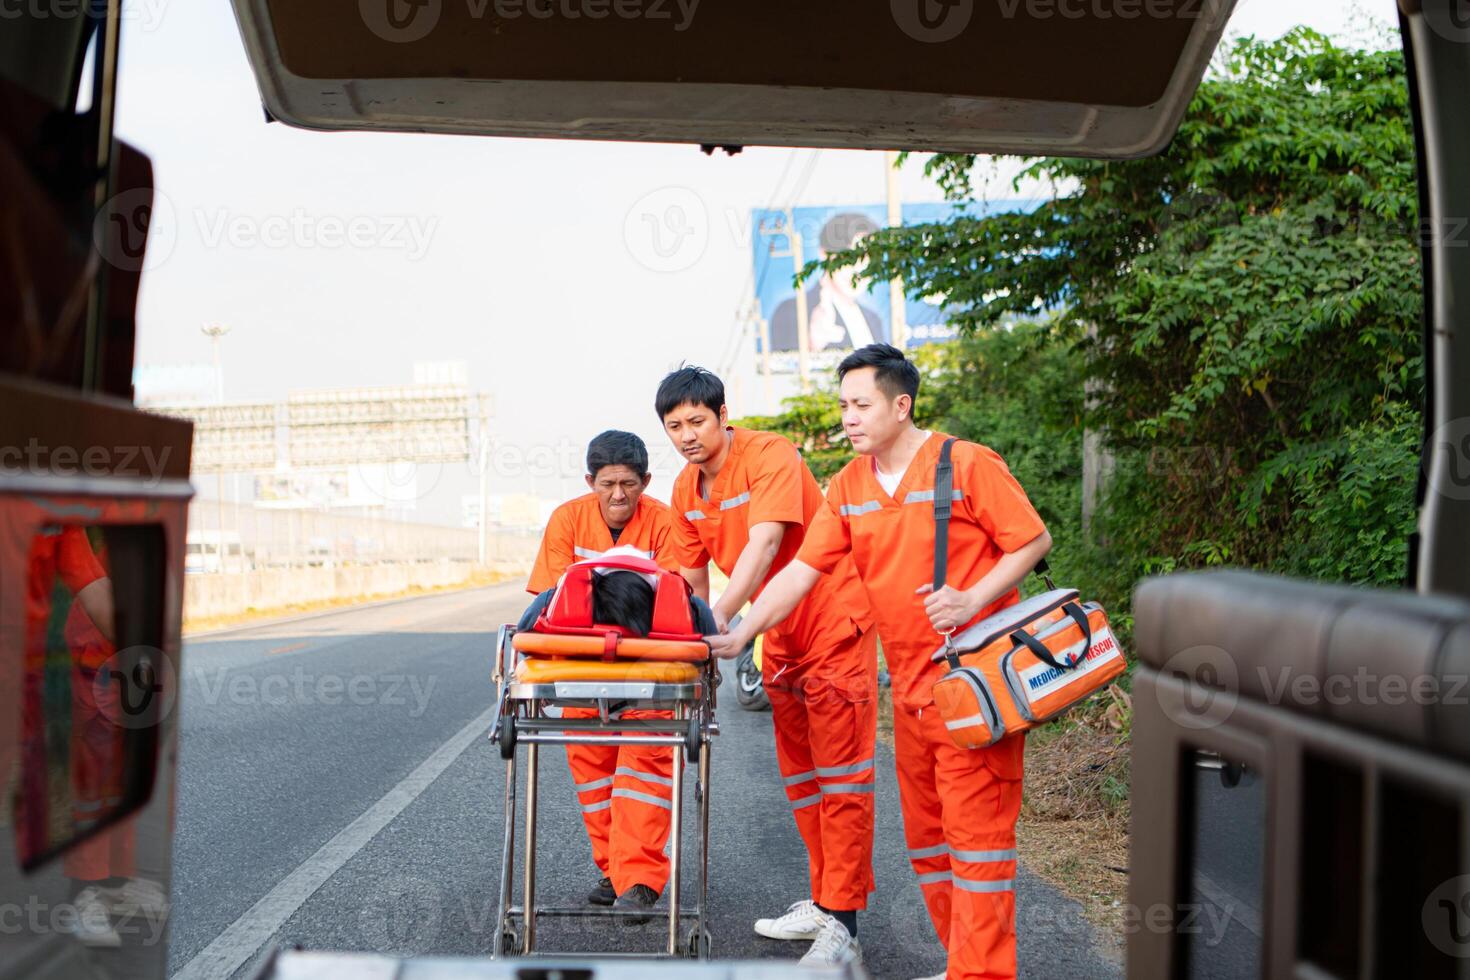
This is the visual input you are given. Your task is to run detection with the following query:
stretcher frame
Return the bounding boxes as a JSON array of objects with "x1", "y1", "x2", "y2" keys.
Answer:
[{"x1": 488, "y1": 624, "x2": 719, "y2": 960}]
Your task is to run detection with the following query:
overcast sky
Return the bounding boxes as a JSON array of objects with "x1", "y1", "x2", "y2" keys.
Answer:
[{"x1": 116, "y1": 0, "x2": 1399, "y2": 519}]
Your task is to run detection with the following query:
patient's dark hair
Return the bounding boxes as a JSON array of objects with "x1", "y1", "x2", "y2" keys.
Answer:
[
  {"x1": 593, "y1": 570, "x2": 655, "y2": 636},
  {"x1": 586, "y1": 430, "x2": 649, "y2": 477}
]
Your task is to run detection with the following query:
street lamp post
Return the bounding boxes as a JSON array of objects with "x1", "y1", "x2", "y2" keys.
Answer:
[{"x1": 201, "y1": 323, "x2": 231, "y2": 572}]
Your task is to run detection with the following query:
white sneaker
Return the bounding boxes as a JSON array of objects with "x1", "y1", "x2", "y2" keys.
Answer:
[
  {"x1": 798, "y1": 916, "x2": 862, "y2": 967},
  {"x1": 66, "y1": 890, "x2": 121, "y2": 948},
  {"x1": 754, "y1": 899, "x2": 829, "y2": 940},
  {"x1": 95, "y1": 878, "x2": 168, "y2": 917}
]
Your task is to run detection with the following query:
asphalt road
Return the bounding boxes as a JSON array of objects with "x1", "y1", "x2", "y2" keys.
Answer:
[{"x1": 164, "y1": 582, "x2": 1122, "y2": 979}]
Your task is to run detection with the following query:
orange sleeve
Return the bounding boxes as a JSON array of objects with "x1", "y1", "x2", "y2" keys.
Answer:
[
  {"x1": 746, "y1": 438, "x2": 806, "y2": 527},
  {"x1": 527, "y1": 505, "x2": 577, "y2": 594},
  {"x1": 960, "y1": 445, "x2": 1047, "y2": 552},
  {"x1": 57, "y1": 526, "x2": 105, "y2": 594},
  {"x1": 796, "y1": 485, "x2": 852, "y2": 575},
  {"x1": 670, "y1": 502, "x2": 708, "y2": 570}
]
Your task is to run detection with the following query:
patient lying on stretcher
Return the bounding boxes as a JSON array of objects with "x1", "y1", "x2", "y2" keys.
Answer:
[{"x1": 516, "y1": 546, "x2": 718, "y2": 638}]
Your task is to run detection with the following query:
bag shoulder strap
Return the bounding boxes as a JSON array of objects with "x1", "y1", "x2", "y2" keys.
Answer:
[{"x1": 933, "y1": 437, "x2": 959, "y2": 591}]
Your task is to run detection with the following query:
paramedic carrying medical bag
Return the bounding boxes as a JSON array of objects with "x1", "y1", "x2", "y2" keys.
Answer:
[{"x1": 928, "y1": 438, "x2": 1126, "y2": 749}]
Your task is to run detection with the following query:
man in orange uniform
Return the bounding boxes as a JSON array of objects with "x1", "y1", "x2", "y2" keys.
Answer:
[
  {"x1": 709, "y1": 345, "x2": 1053, "y2": 980},
  {"x1": 523, "y1": 430, "x2": 679, "y2": 916},
  {"x1": 656, "y1": 366, "x2": 877, "y2": 968}
]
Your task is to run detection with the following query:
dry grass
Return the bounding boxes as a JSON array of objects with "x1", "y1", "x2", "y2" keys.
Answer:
[
  {"x1": 1016, "y1": 686, "x2": 1133, "y2": 963},
  {"x1": 182, "y1": 567, "x2": 516, "y2": 636}
]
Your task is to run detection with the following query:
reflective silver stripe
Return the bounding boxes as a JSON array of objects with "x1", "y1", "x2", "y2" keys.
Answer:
[
  {"x1": 74, "y1": 799, "x2": 104, "y2": 813},
  {"x1": 581, "y1": 799, "x2": 612, "y2": 813},
  {"x1": 684, "y1": 510, "x2": 706, "y2": 522},
  {"x1": 819, "y1": 783, "x2": 875, "y2": 795},
  {"x1": 789, "y1": 792, "x2": 822, "y2": 810},
  {"x1": 816, "y1": 758, "x2": 874, "y2": 778},
  {"x1": 575, "y1": 776, "x2": 614, "y2": 792},
  {"x1": 952, "y1": 876, "x2": 1015, "y2": 894},
  {"x1": 782, "y1": 770, "x2": 818, "y2": 787},
  {"x1": 915, "y1": 871, "x2": 953, "y2": 886},
  {"x1": 945, "y1": 713, "x2": 990, "y2": 732},
  {"x1": 908, "y1": 843, "x2": 949, "y2": 861},
  {"x1": 720, "y1": 492, "x2": 751, "y2": 510},
  {"x1": 904, "y1": 489, "x2": 964, "y2": 505},
  {"x1": 612, "y1": 787, "x2": 673, "y2": 810},
  {"x1": 573, "y1": 546, "x2": 603, "y2": 559},
  {"x1": 839, "y1": 500, "x2": 882, "y2": 517},
  {"x1": 951, "y1": 847, "x2": 1017, "y2": 864},
  {"x1": 616, "y1": 766, "x2": 674, "y2": 787}
]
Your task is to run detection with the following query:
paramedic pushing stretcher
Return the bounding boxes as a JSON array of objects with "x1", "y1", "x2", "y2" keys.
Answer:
[
  {"x1": 521, "y1": 430, "x2": 711, "y2": 919},
  {"x1": 658, "y1": 366, "x2": 879, "y2": 968},
  {"x1": 708, "y1": 345, "x2": 1052, "y2": 980}
]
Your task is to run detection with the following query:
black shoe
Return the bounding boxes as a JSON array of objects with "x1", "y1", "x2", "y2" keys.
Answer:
[
  {"x1": 588, "y1": 876, "x2": 615, "y2": 906},
  {"x1": 614, "y1": 883, "x2": 660, "y2": 926}
]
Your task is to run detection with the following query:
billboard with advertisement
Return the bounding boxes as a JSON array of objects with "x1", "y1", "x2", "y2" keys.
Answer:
[{"x1": 751, "y1": 201, "x2": 1033, "y2": 368}]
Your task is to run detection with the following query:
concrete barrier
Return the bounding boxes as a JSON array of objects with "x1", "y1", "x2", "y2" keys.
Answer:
[{"x1": 183, "y1": 559, "x2": 527, "y2": 622}]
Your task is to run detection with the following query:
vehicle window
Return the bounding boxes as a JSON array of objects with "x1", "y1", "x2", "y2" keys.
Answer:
[{"x1": 13, "y1": 522, "x2": 168, "y2": 872}]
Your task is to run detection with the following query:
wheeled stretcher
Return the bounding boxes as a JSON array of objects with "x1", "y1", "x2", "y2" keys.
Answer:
[{"x1": 488, "y1": 557, "x2": 719, "y2": 960}]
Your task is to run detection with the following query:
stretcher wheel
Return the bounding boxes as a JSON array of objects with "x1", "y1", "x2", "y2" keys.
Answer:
[
  {"x1": 496, "y1": 927, "x2": 519, "y2": 956},
  {"x1": 685, "y1": 926, "x2": 711, "y2": 959},
  {"x1": 498, "y1": 715, "x2": 517, "y2": 760},
  {"x1": 685, "y1": 712, "x2": 702, "y2": 763}
]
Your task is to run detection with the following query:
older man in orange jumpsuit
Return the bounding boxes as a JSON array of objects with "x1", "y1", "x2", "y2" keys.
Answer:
[
  {"x1": 657, "y1": 366, "x2": 877, "y2": 968},
  {"x1": 709, "y1": 345, "x2": 1053, "y2": 980},
  {"x1": 523, "y1": 429, "x2": 681, "y2": 917}
]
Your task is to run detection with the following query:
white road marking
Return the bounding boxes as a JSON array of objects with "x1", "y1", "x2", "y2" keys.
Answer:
[{"x1": 170, "y1": 704, "x2": 498, "y2": 980}]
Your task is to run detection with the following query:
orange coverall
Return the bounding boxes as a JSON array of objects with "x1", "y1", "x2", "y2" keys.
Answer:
[
  {"x1": 798, "y1": 433, "x2": 1048, "y2": 980},
  {"x1": 526, "y1": 492, "x2": 680, "y2": 895},
  {"x1": 670, "y1": 426, "x2": 878, "y2": 911}
]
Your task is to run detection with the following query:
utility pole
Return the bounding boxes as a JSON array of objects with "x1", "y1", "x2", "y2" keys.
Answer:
[
  {"x1": 477, "y1": 393, "x2": 492, "y2": 566},
  {"x1": 884, "y1": 151, "x2": 909, "y2": 350},
  {"x1": 202, "y1": 323, "x2": 231, "y2": 572},
  {"x1": 784, "y1": 209, "x2": 811, "y2": 391}
]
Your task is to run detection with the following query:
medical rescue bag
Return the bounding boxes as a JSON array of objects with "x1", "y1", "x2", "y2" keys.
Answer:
[
  {"x1": 927, "y1": 438, "x2": 1126, "y2": 749},
  {"x1": 512, "y1": 552, "x2": 708, "y2": 662}
]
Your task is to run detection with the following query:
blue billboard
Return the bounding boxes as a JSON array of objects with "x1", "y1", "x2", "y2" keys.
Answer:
[{"x1": 751, "y1": 201, "x2": 1033, "y2": 356}]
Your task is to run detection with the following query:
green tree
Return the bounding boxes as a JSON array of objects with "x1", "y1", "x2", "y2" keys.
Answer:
[{"x1": 815, "y1": 29, "x2": 1423, "y2": 590}]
